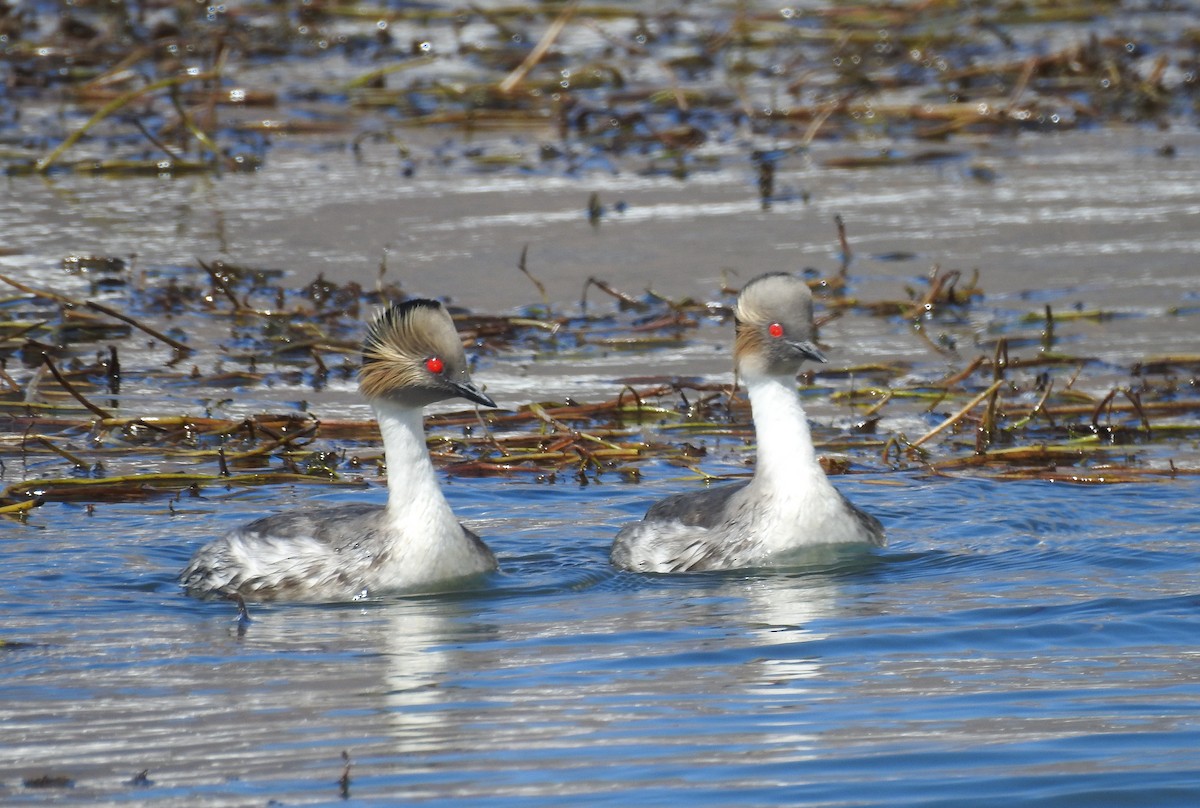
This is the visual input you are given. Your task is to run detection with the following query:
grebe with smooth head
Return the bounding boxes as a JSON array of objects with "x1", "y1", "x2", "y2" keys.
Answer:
[
  {"x1": 181, "y1": 299, "x2": 499, "y2": 602},
  {"x1": 611, "y1": 272, "x2": 884, "y2": 573}
]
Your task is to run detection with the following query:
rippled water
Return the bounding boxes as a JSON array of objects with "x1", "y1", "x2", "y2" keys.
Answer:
[
  {"x1": 4, "y1": 466, "x2": 1199, "y2": 805},
  {"x1": 3, "y1": 29, "x2": 1200, "y2": 804}
]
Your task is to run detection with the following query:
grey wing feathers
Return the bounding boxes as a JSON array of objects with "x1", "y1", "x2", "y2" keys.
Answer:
[
  {"x1": 641, "y1": 480, "x2": 748, "y2": 529},
  {"x1": 839, "y1": 490, "x2": 886, "y2": 547},
  {"x1": 461, "y1": 525, "x2": 498, "y2": 566},
  {"x1": 239, "y1": 503, "x2": 384, "y2": 549},
  {"x1": 180, "y1": 504, "x2": 387, "y2": 600},
  {"x1": 610, "y1": 482, "x2": 746, "y2": 573}
]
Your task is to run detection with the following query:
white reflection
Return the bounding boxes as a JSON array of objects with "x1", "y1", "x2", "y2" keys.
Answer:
[
  {"x1": 738, "y1": 573, "x2": 838, "y2": 690},
  {"x1": 376, "y1": 599, "x2": 496, "y2": 756}
]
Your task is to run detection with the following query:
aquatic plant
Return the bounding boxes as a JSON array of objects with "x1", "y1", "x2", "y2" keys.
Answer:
[
  {"x1": 1, "y1": 1, "x2": 1194, "y2": 176},
  {"x1": 0, "y1": 234, "x2": 1195, "y2": 521}
]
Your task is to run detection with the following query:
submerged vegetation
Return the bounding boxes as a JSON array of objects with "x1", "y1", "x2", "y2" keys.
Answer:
[{"x1": 0, "y1": 243, "x2": 1196, "y2": 517}]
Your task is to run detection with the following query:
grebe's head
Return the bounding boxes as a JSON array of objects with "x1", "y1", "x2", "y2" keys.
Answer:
[
  {"x1": 733, "y1": 272, "x2": 827, "y2": 379},
  {"x1": 360, "y1": 299, "x2": 495, "y2": 409}
]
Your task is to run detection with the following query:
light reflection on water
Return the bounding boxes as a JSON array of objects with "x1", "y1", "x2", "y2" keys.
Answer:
[
  {"x1": 2, "y1": 472, "x2": 1199, "y2": 804},
  {"x1": 2, "y1": 90, "x2": 1198, "y2": 807}
]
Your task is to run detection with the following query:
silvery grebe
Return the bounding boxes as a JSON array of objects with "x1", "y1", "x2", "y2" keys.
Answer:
[
  {"x1": 181, "y1": 299, "x2": 498, "y2": 602},
  {"x1": 611, "y1": 272, "x2": 884, "y2": 573}
]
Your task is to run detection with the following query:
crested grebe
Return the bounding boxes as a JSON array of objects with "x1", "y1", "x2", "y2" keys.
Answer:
[
  {"x1": 611, "y1": 272, "x2": 884, "y2": 573},
  {"x1": 181, "y1": 299, "x2": 499, "y2": 602}
]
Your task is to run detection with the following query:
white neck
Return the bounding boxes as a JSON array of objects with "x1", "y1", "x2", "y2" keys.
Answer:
[
  {"x1": 373, "y1": 400, "x2": 457, "y2": 533},
  {"x1": 744, "y1": 373, "x2": 823, "y2": 488}
]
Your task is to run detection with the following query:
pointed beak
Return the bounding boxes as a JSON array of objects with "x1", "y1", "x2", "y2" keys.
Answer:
[
  {"x1": 791, "y1": 340, "x2": 828, "y2": 364},
  {"x1": 452, "y1": 380, "x2": 497, "y2": 408}
]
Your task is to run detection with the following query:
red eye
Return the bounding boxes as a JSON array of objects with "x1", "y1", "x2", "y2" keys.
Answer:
[
  {"x1": 768, "y1": 323, "x2": 784, "y2": 338},
  {"x1": 425, "y1": 357, "x2": 445, "y2": 374}
]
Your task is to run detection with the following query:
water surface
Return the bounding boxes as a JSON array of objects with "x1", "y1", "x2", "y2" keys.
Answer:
[
  {"x1": 3, "y1": 469, "x2": 1200, "y2": 805},
  {"x1": 2, "y1": 3, "x2": 1200, "y2": 802}
]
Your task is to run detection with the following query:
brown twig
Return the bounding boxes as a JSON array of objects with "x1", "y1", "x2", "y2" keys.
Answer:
[
  {"x1": 835, "y1": 214, "x2": 851, "y2": 275},
  {"x1": 84, "y1": 300, "x2": 192, "y2": 355},
  {"x1": 36, "y1": 71, "x2": 219, "y2": 172},
  {"x1": 497, "y1": 0, "x2": 580, "y2": 95},
  {"x1": 1091, "y1": 388, "x2": 1119, "y2": 431},
  {"x1": 516, "y1": 244, "x2": 550, "y2": 310},
  {"x1": 1006, "y1": 56, "x2": 1039, "y2": 110},
  {"x1": 33, "y1": 436, "x2": 90, "y2": 470},
  {"x1": 0, "y1": 272, "x2": 76, "y2": 306},
  {"x1": 0, "y1": 272, "x2": 192, "y2": 356},
  {"x1": 1122, "y1": 388, "x2": 1152, "y2": 436},
  {"x1": 940, "y1": 355, "x2": 987, "y2": 388},
  {"x1": 197, "y1": 258, "x2": 244, "y2": 311},
  {"x1": 582, "y1": 276, "x2": 645, "y2": 311},
  {"x1": 41, "y1": 354, "x2": 112, "y2": 419},
  {"x1": 911, "y1": 379, "x2": 1004, "y2": 448}
]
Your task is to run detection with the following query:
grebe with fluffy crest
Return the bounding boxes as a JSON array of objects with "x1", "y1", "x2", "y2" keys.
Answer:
[{"x1": 181, "y1": 299, "x2": 498, "y2": 602}]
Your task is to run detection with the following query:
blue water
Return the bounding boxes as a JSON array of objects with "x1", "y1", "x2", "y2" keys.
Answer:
[
  {"x1": 3, "y1": 1, "x2": 1198, "y2": 799},
  {"x1": 3, "y1": 468, "x2": 1198, "y2": 806}
]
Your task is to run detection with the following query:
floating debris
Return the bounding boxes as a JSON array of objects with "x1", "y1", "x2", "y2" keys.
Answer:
[
  {"x1": 22, "y1": 774, "x2": 75, "y2": 789},
  {"x1": 1, "y1": 2, "x2": 1194, "y2": 175},
  {"x1": 0, "y1": 242, "x2": 1195, "y2": 519}
]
